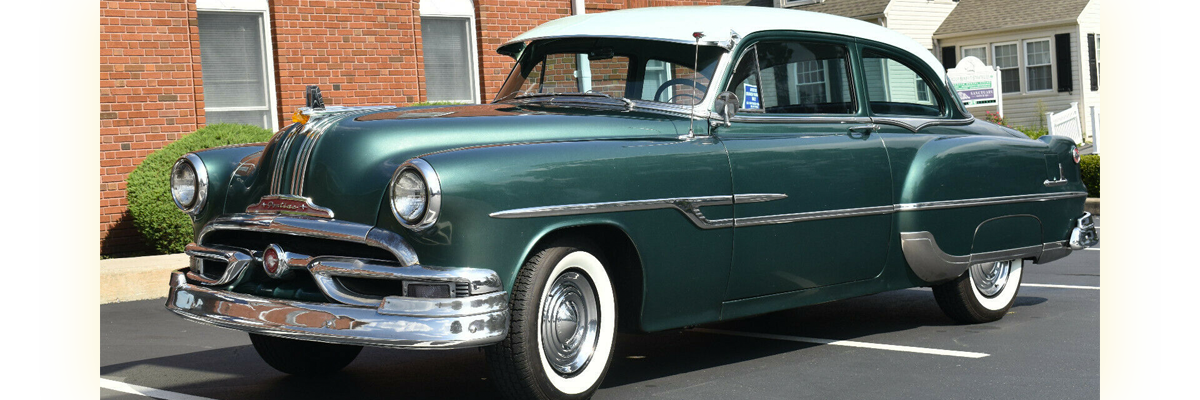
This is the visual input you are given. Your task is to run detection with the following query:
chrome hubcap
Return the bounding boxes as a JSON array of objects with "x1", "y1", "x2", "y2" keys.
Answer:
[
  {"x1": 970, "y1": 260, "x2": 1012, "y2": 298},
  {"x1": 541, "y1": 270, "x2": 600, "y2": 375}
]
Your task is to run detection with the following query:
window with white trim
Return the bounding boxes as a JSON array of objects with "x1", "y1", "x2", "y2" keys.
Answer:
[
  {"x1": 1024, "y1": 39, "x2": 1053, "y2": 92},
  {"x1": 993, "y1": 43, "x2": 1019, "y2": 93},
  {"x1": 196, "y1": 0, "x2": 277, "y2": 130},
  {"x1": 420, "y1": 0, "x2": 480, "y2": 103},
  {"x1": 962, "y1": 46, "x2": 986, "y2": 63}
]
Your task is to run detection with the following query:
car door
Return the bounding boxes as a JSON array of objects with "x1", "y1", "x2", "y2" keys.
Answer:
[{"x1": 718, "y1": 35, "x2": 894, "y2": 300}]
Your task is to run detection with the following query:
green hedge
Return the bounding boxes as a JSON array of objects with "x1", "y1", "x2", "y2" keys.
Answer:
[
  {"x1": 1018, "y1": 127, "x2": 1048, "y2": 140},
  {"x1": 126, "y1": 123, "x2": 274, "y2": 254},
  {"x1": 1079, "y1": 154, "x2": 1099, "y2": 198}
]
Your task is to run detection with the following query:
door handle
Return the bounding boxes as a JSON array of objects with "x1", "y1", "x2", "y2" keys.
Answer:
[{"x1": 848, "y1": 124, "x2": 878, "y2": 138}]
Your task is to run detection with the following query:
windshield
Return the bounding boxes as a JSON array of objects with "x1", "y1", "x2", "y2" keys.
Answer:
[{"x1": 494, "y1": 38, "x2": 725, "y2": 106}]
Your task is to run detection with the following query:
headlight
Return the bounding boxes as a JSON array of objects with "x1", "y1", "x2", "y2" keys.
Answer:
[
  {"x1": 171, "y1": 153, "x2": 208, "y2": 215},
  {"x1": 389, "y1": 158, "x2": 442, "y2": 230}
]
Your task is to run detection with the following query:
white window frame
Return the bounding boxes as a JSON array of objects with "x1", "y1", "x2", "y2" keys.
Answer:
[
  {"x1": 782, "y1": 0, "x2": 823, "y2": 6},
  {"x1": 961, "y1": 45, "x2": 987, "y2": 64},
  {"x1": 1023, "y1": 37, "x2": 1054, "y2": 93},
  {"x1": 196, "y1": 0, "x2": 279, "y2": 131},
  {"x1": 420, "y1": 0, "x2": 481, "y2": 104},
  {"x1": 793, "y1": 60, "x2": 831, "y2": 103},
  {"x1": 992, "y1": 41, "x2": 1020, "y2": 94}
]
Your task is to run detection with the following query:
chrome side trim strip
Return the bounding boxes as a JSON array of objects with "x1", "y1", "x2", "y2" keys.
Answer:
[
  {"x1": 894, "y1": 191, "x2": 1087, "y2": 212},
  {"x1": 490, "y1": 191, "x2": 1084, "y2": 228},
  {"x1": 488, "y1": 194, "x2": 788, "y2": 230},
  {"x1": 900, "y1": 231, "x2": 1045, "y2": 283},
  {"x1": 733, "y1": 205, "x2": 896, "y2": 227}
]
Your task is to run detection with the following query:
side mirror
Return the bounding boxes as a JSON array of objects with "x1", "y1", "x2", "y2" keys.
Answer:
[{"x1": 713, "y1": 91, "x2": 739, "y2": 127}]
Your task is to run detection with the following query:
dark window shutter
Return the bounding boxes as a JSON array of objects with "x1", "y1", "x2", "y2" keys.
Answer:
[
  {"x1": 941, "y1": 46, "x2": 956, "y2": 70},
  {"x1": 1088, "y1": 34, "x2": 1099, "y2": 91},
  {"x1": 1055, "y1": 33, "x2": 1073, "y2": 92}
]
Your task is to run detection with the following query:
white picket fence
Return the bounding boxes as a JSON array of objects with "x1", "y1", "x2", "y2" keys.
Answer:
[
  {"x1": 1089, "y1": 106, "x2": 1100, "y2": 154},
  {"x1": 1046, "y1": 102, "x2": 1084, "y2": 144}
]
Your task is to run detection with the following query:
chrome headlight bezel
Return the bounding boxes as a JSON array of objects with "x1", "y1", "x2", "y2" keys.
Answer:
[
  {"x1": 171, "y1": 153, "x2": 209, "y2": 216},
  {"x1": 389, "y1": 158, "x2": 442, "y2": 231}
]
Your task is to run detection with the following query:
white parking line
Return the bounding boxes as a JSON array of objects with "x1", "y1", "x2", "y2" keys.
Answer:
[
  {"x1": 692, "y1": 328, "x2": 989, "y2": 359},
  {"x1": 1022, "y1": 283, "x2": 1100, "y2": 290},
  {"x1": 1082, "y1": 247, "x2": 1100, "y2": 251},
  {"x1": 100, "y1": 378, "x2": 216, "y2": 400}
]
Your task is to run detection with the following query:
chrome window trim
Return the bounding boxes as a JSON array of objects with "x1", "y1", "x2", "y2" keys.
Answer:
[
  {"x1": 173, "y1": 153, "x2": 209, "y2": 216},
  {"x1": 390, "y1": 158, "x2": 443, "y2": 232},
  {"x1": 727, "y1": 115, "x2": 873, "y2": 124}
]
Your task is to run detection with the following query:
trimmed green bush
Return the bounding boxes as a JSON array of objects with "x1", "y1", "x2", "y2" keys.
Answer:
[
  {"x1": 1079, "y1": 154, "x2": 1100, "y2": 198},
  {"x1": 1018, "y1": 126, "x2": 1048, "y2": 140},
  {"x1": 127, "y1": 123, "x2": 274, "y2": 254}
]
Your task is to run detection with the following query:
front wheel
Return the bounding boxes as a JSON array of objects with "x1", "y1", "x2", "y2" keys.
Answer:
[
  {"x1": 932, "y1": 258, "x2": 1023, "y2": 323},
  {"x1": 486, "y1": 240, "x2": 617, "y2": 400}
]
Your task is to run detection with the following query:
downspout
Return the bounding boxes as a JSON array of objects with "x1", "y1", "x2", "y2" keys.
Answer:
[{"x1": 572, "y1": 0, "x2": 591, "y2": 92}]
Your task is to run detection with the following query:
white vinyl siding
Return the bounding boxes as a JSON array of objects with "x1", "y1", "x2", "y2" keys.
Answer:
[{"x1": 880, "y1": 0, "x2": 960, "y2": 52}]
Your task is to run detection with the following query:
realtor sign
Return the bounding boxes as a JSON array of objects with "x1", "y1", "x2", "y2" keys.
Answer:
[{"x1": 946, "y1": 56, "x2": 1003, "y2": 115}]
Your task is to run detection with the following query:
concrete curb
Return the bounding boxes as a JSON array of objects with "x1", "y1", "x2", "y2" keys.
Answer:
[
  {"x1": 1085, "y1": 197, "x2": 1100, "y2": 216},
  {"x1": 101, "y1": 253, "x2": 187, "y2": 304}
]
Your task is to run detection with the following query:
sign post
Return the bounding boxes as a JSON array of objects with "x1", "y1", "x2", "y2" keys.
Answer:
[{"x1": 946, "y1": 56, "x2": 1002, "y2": 117}]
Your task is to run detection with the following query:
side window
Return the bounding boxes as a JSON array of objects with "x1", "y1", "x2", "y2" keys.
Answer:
[
  {"x1": 862, "y1": 49, "x2": 942, "y2": 117},
  {"x1": 726, "y1": 41, "x2": 855, "y2": 115}
]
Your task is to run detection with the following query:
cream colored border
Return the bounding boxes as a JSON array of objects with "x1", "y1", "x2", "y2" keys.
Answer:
[
  {"x1": 42, "y1": 1, "x2": 1156, "y2": 396},
  {"x1": 1099, "y1": 0, "x2": 1156, "y2": 396},
  {"x1": 41, "y1": 1, "x2": 98, "y2": 396}
]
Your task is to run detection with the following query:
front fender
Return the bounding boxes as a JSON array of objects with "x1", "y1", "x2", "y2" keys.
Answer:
[{"x1": 377, "y1": 137, "x2": 735, "y2": 332}]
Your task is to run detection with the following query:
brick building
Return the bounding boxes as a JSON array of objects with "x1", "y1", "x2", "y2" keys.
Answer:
[{"x1": 99, "y1": 0, "x2": 715, "y2": 255}]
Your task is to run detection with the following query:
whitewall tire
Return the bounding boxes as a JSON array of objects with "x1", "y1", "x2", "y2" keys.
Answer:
[
  {"x1": 933, "y1": 258, "x2": 1023, "y2": 323},
  {"x1": 487, "y1": 239, "x2": 617, "y2": 400}
]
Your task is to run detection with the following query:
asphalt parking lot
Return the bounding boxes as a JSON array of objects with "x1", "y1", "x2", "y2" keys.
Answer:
[{"x1": 101, "y1": 240, "x2": 1099, "y2": 399}]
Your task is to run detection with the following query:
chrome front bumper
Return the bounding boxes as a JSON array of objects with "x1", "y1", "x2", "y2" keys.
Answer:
[
  {"x1": 167, "y1": 269, "x2": 509, "y2": 349},
  {"x1": 166, "y1": 213, "x2": 510, "y2": 349}
]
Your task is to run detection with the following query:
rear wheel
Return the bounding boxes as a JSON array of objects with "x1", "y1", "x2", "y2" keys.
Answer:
[
  {"x1": 486, "y1": 240, "x2": 617, "y2": 400},
  {"x1": 248, "y1": 333, "x2": 362, "y2": 376},
  {"x1": 933, "y1": 259, "x2": 1023, "y2": 323}
]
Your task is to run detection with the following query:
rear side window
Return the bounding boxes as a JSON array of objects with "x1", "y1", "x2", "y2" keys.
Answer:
[
  {"x1": 726, "y1": 41, "x2": 855, "y2": 115},
  {"x1": 861, "y1": 49, "x2": 942, "y2": 117}
]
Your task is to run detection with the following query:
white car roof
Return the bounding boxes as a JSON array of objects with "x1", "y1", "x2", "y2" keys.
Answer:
[{"x1": 504, "y1": 5, "x2": 946, "y2": 81}]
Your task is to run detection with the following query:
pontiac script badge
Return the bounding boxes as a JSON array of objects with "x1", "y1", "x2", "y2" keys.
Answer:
[{"x1": 246, "y1": 194, "x2": 335, "y2": 219}]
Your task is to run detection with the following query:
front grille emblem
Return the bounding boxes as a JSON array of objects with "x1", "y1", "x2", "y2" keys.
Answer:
[{"x1": 262, "y1": 244, "x2": 292, "y2": 279}]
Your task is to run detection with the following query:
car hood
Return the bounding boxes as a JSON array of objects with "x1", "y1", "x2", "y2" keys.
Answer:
[{"x1": 234, "y1": 103, "x2": 687, "y2": 226}]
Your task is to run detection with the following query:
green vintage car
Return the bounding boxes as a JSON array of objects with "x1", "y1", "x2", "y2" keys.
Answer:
[{"x1": 165, "y1": 5, "x2": 1097, "y2": 400}]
